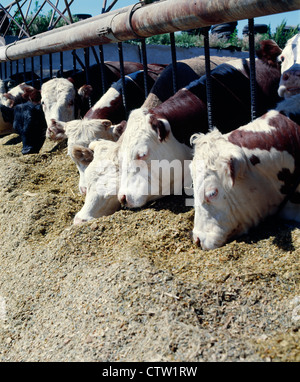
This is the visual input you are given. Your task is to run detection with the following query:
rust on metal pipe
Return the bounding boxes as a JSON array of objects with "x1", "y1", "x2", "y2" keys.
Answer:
[{"x1": 1, "y1": 0, "x2": 299, "y2": 62}]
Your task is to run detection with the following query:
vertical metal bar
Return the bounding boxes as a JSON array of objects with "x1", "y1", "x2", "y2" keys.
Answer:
[
  {"x1": 118, "y1": 42, "x2": 128, "y2": 118},
  {"x1": 140, "y1": 38, "x2": 149, "y2": 98},
  {"x1": 59, "y1": 51, "x2": 64, "y2": 76},
  {"x1": 91, "y1": 46, "x2": 100, "y2": 66},
  {"x1": 39, "y1": 55, "x2": 43, "y2": 86},
  {"x1": 84, "y1": 47, "x2": 90, "y2": 84},
  {"x1": 248, "y1": 18, "x2": 257, "y2": 120},
  {"x1": 23, "y1": 58, "x2": 26, "y2": 82},
  {"x1": 49, "y1": 53, "x2": 53, "y2": 79},
  {"x1": 31, "y1": 56, "x2": 34, "y2": 85},
  {"x1": 9, "y1": 60, "x2": 12, "y2": 79},
  {"x1": 72, "y1": 50, "x2": 77, "y2": 75},
  {"x1": 84, "y1": 47, "x2": 92, "y2": 108},
  {"x1": 169, "y1": 32, "x2": 178, "y2": 94},
  {"x1": 202, "y1": 27, "x2": 214, "y2": 130},
  {"x1": 99, "y1": 45, "x2": 107, "y2": 94}
]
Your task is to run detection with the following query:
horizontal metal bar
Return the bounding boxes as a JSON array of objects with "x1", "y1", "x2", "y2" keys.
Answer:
[{"x1": 0, "y1": 0, "x2": 299, "y2": 62}]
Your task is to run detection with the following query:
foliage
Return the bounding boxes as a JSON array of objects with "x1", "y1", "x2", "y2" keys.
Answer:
[
  {"x1": 272, "y1": 20, "x2": 299, "y2": 48},
  {"x1": 130, "y1": 20, "x2": 298, "y2": 52},
  {"x1": 6, "y1": 1, "x2": 77, "y2": 36}
]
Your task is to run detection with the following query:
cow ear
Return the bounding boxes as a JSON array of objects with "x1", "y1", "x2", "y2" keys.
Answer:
[
  {"x1": 224, "y1": 155, "x2": 246, "y2": 188},
  {"x1": 78, "y1": 84, "x2": 93, "y2": 99},
  {"x1": 113, "y1": 120, "x2": 127, "y2": 139},
  {"x1": 22, "y1": 88, "x2": 41, "y2": 103},
  {"x1": 149, "y1": 114, "x2": 170, "y2": 142},
  {"x1": 72, "y1": 145, "x2": 94, "y2": 165}
]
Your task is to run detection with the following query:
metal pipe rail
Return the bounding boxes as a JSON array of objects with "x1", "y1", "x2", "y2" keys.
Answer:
[{"x1": 0, "y1": 0, "x2": 299, "y2": 62}]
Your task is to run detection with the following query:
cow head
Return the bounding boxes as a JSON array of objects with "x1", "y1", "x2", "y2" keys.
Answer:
[
  {"x1": 73, "y1": 139, "x2": 121, "y2": 224},
  {"x1": 190, "y1": 130, "x2": 249, "y2": 250},
  {"x1": 118, "y1": 108, "x2": 192, "y2": 208},
  {"x1": 41, "y1": 78, "x2": 78, "y2": 129},
  {"x1": 189, "y1": 125, "x2": 292, "y2": 250},
  {"x1": 278, "y1": 33, "x2": 300, "y2": 98},
  {"x1": 50, "y1": 118, "x2": 120, "y2": 194},
  {"x1": 0, "y1": 83, "x2": 40, "y2": 108}
]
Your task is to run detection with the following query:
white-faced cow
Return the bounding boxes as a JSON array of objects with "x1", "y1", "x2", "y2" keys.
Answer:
[
  {"x1": 73, "y1": 139, "x2": 121, "y2": 224},
  {"x1": 43, "y1": 62, "x2": 167, "y2": 131},
  {"x1": 278, "y1": 33, "x2": 300, "y2": 99},
  {"x1": 51, "y1": 118, "x2": 122, "y2": 194},
  {"x1": 190, "y1": 93, "x2": 300, "y2": 250},
  {"x1": 46, "y1": 68, "x2": 162, "y2": 194},
  {"x1": 46, "y1": 68, "x2": 164, "y2": 141},
  {"x1": 118, "y1": 40, "x2": 282, "y2": 209},
  {"x1": 41, "y1": 78, "x2": 80, "y2": 130}
]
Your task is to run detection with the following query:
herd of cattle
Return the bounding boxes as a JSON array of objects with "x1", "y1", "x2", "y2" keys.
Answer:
[{"x1": 0, "y1": 34, "x2": 300, "y2": 250}]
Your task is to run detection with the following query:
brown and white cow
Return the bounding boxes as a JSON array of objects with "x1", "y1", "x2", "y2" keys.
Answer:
[
  {"x1": 0, "y1": 82, "x2": 41, "y2": 108},
  {"x1": 51, "y1": 118, "x2": 122, "y2": 194},
  {"x1": 190, "y1": 93, "x2": 300, "y2": 250},
  {"x1": 0, "y1": 83, "x2": 41, "y2": 136},
  {"x1": 278, "y1": 33, "x2": 300, "y2": 99},
  {"x1": 117, "y1": 40, "x2": 282, "y2": 209}
]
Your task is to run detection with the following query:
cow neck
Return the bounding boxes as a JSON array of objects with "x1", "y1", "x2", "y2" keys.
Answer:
[
  {"x1": 152, "y1": 63, "x2": 256, "y2": 146},
  {"x1": 151, "y1": 87, "x2": 208, "y2": 147}
]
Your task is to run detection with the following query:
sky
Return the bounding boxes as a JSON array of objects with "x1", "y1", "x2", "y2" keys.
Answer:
[{"x1": 1, "y1": 0, "x2": 299, "y2": 37}]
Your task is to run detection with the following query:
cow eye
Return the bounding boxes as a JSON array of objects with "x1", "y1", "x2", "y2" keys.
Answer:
[
  {"x1": 204, "y1": 188, "x2": 218, "y2": 203},
  {"x1": 136, "y1": 149, "x2": 149, "y2": 160},
  {"x1": 68, "y1": 100, "x2": 74, "y2": 106},
  {"x1": 280, "y1": 56, "x2": 285, "y2": 62}
]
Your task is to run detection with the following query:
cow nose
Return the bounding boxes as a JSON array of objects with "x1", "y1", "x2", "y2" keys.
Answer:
[
  {"x1": 80, "y1": 186, "x2": 87, "y2": 195},
  {"x1": 195, "y1": 237, "x2": 201, "y2": 247},
  {"x1": 119, "y1": 194, "x2": 127, "y2": 205}
]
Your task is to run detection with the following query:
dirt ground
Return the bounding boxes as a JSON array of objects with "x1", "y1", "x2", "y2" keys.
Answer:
[{"x1": 0, "y1": 132, "x2": 299, "y2": 362}]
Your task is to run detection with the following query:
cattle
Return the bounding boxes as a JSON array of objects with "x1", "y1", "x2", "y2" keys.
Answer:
[
  {"x1": 47, "y1": 56, "x2": 233, "y2": 193},
  {"x1": 0, "y1": 82, "x2": 46, "y2": 154},
  {"x1": 278, "y1": 33, "x2": 300, "y2": 99},
  {"x1": 46, "y1": 68, "x2": 162, "y2": 194},
  {"x1": 0, "y1": 82, "x2": 41, "y2": 108},
  {"x1": 46, "y1": 68, "x2": 163, "y2": 142},
  {"x1": 41, "y1": 62, "x2": 167, "y2": 131},
  {"x1": 59, "y1": 62, "x2": 167, "y2": 107},
  {"x1": 142, "y1": 55, "x2": 237, "y2": 109},
  {"x1": 117, "y1": 40, "x2": 282, "y2": 209},
  {"x1": 41, "y1": 78, "x2": 82, "y2": 129},
  {"x1": 190, "y1": 93, "x2": 300, "y2": 250},
  {"x1": 73, "y1": 139, "x2": 121, "y2": 224},
  {"x1": 13, "y1": 101, "x2": 47, "y2": 155},
  {"x1": 51, "y1": 118, "x2": 121, "y2": 194}
]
